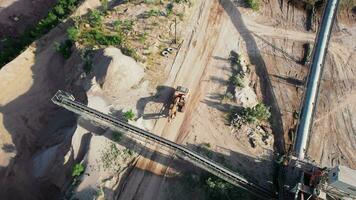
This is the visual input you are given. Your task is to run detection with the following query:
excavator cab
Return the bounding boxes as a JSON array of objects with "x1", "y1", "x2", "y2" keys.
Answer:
[{"x1": 168, "y1": 86, "x2": 190, "y2": 121}]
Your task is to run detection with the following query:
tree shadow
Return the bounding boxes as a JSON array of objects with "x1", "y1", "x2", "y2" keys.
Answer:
[
  {"x1": 271, "y1": 74, "x2": 304, "y2": 87},
  {"x1": 136, "y1": 85, "x2": 175, "y2": 120},
  {"x1": 218, "y1": 0, "x2": 285, "y2": 154}
]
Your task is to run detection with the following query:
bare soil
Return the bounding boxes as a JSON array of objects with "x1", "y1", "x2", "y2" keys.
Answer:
[{"x1": 0, "y1": 0, "x2": 355, "y2": 199}]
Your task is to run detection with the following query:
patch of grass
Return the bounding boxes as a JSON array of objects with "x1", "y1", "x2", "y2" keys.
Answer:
[
  {"x1": 101, "y1": 143, "x2": 121, "y2": 172},
  {"x1": 137, "y1": 32, "x2": 148, "y2": 43},
  {"x1": 54, "y1": 39, "x2": 73, "y2": 59},
  {"x1": 72, "y1": 163, "x2": 85, "y2": 177},
  {"x1": 144, "y1": 0, "x2": 161, "y2": 4},
  {"x1": 246, "y1": 0, "x2": 260, "y2": 11},
  {"x1": 145, "y1": 9, "x2": 161, "y2": 17},
  {"x1": 123, "y1": 109, "x2": 135, "y2": 121}
]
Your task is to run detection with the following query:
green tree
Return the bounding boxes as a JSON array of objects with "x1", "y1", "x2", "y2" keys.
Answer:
[
  {"x1": 72, "y1": 163, "x2": 85, "y2": 177},
  {"x1": 123, "y1": 110, "x2": 135, "y2": 121},
  {"x1": 242, "y1": 103, "x2": 271, "y2": 124},
  {"x1": 246, "y1": 0, "x2": 260, "y2": 11}
]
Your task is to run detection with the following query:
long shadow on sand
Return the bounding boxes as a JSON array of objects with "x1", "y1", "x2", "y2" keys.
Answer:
[
  {"x1": 218, "y1": 0, "x2": 285, "y2": 154},
  {"x1": 85, "y1": 123, "x2": 275, "y2": 200}
]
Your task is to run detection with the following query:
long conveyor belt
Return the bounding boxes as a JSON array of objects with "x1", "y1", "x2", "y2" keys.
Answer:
[{"x1": 52, "y1": 90, "x2": 275, "y2": 199}]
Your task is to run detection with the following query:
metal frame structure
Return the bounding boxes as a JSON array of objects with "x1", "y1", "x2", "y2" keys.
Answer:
[
  {"x1": 52, "y1": 90, "x2": 275, "y2": 200},
  {"x1": 294, "y1": 0, "x2": 340, "y2": 160}
]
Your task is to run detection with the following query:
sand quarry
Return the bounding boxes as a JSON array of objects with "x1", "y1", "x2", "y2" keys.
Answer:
[{"x1": 0, "y1": 0, "x2": 355, "y2": 199}]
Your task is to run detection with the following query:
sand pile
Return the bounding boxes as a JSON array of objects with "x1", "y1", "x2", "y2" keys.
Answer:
[{"x1": 92, "y1": 47, "x2": 144, "y2": 97}]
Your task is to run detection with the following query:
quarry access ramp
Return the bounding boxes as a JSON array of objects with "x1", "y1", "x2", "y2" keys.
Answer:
[{"x1": 52, "y1": 90, "x2": 276, "y2": 200}]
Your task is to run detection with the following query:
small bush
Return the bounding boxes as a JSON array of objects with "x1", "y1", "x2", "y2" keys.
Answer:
[
  {"x1": 67, "y1": 26, "x2": 79, "y2": 41},
  {"x1": 246, "y1": 0, "x2": 260, "y2": 11},
  {"x1": 123, "y1": 109, "x2": 135, "y2": 121},
  {"x1": 112, "y1": 131, "x2": 123, "y2": 142},
  {"x1": 230, "y1": 73, "x2": 245, "y2": 88},
  {"x1": 222, "y1": 92, "x2": 234, "y2": 101},
  {"x1": 242, "y1": 103, "x2": 271, "y2": 124},
  {"x1": 166, "y1": 3, "x2": 174, "y2": 15},
  {"x1": 72, "y1": 163, "x2": 85, "y2": 177},
  {"x1": 54, "y1": 39, "x2": 73, "y2": 59},
  {"x1": 146, "y1": 9, "x2": 161, "y2": 17}
]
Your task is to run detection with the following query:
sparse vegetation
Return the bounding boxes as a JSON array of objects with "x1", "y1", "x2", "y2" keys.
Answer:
[
  {"x1": 123, "y1": 109, "x2": 135, "y2": 121},
  {"x1": 179, "y1": 172, "x2": 256, "y2": 200},
  {"x1": 112, "y1": 131, "x2": 123, "y2": 142},
  {"x1": 222, "y1": 92, "x2": 234, "y2": 102},
  {"x1": 246, "y1": 0, "x2": 260, "y2": 11},
  {"x1": 72, "y1": 163, "x2": 85, "y2": 177},
  {"x1": 0, "y1": 0, "x2": 80, "y2": 67},
  {"x1": 230, "y1": 73, "x2": 245, "y2": 88},
  {"x1": 100, "y1": 142, "x2": 134, "y2": 172},
  {"x1": 242, "y1": 103, "x2": 271, "y2": 124},
  {"x1": 54, "y1": 39, "x2": 73, "y2": 59},
  {"x1": 101, "y1": 143, "x2": 121, "y2": 172}
]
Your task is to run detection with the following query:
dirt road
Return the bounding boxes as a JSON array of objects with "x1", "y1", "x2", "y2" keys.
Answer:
[{"x1": 116, "y1": 1, "x2": 226, "y2": 199}]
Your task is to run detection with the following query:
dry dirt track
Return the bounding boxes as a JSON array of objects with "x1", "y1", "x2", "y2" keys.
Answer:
[{"x1": 116, "y1": 1, "x2": 226, "y2": 199}]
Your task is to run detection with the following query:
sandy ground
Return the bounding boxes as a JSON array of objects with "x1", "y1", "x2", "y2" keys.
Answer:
[
  {"x1": 0, "y1": 0, "x2": 355, "y2": 199},
  {"x1": 115, "y1": 1, "x2": 356, "y2": 199}
]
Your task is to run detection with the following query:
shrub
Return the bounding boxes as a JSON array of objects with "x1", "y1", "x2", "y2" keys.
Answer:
[
  {"x1": 202, "y1": 175, "x2": 255, "y2": 200},
  {"x1": 112, "y1": 131, "x2": 123, "y2": 142},
  {"x1": 67, "y1": 26, "x2": 79, "y2": 41},
  {"x1": 72, "y1": 163, "x2": 85, "y2": 177},
  {"x1": 88, "y1": 10, "x2": 103, "y2": 27},
  {"x1": 246, "y1": 0, "x2": 260, "y2": 11},
  {"x1": 222, "y1": 92, "x2": 234, "y2": 101},
  {"x1": 166, "y1": 3, "x2": 174, "y2": 15},
  {"x1": 123, "y1": 109, "x2": 135, "y2": 121},
  {"x1": 146, "y1": 9, "x2": 161, "y2": 17},
  {"x1": 54, "y1": 39, "x2": 73, "y2": 59},
  {"x1": 242, "y1": 103, "x2": 271, "y2": 124},
  {"x1": 230, "y1": 73, "x2": 245, "y2": 88}
]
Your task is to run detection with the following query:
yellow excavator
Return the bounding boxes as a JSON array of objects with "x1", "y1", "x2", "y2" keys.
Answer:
[{"x1": 168, "y1": 86, "x2": 189, "y2": 121}]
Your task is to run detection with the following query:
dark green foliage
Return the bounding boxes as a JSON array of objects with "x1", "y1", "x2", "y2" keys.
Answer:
[
  {"x1": 55, "y1": 39, "x2": 73, "y2": 59},
  {"x1": 112, "y1": 131, "x2": 123, "y2": 143},
  {"x1": 202, "y1": 174, "x2": 257, "y2": 200},
  {"x1": 0, "y1": 0, "x2": 80, "y2": 67},
  {"x1": 230, "y1": 73, "x2": 245, "y2": 88},
  {"x1": 166, "y1": 3, "x2": 174, "y2": 15},
  {"x1": 88, "y1": 10, "x2": 103, "y2": 27},
  {"x1": 246, "y1": 0, "x2": 260, "y2": 11},
  {"x1": 72, "y1": 163, "x2": 85, "y2": 177},
  {"x1": 242, "y1": 103, "x2": 271, "y2": 124},
  {"x1": 123, "y1": 110, "x2": 135, "y2": 121},
  {"x1": 67, "y1": 26, "x2": 80, "y2": 41},
  {"x1": 81, "y1": 29, "x2": 123, "y2": 46}
]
